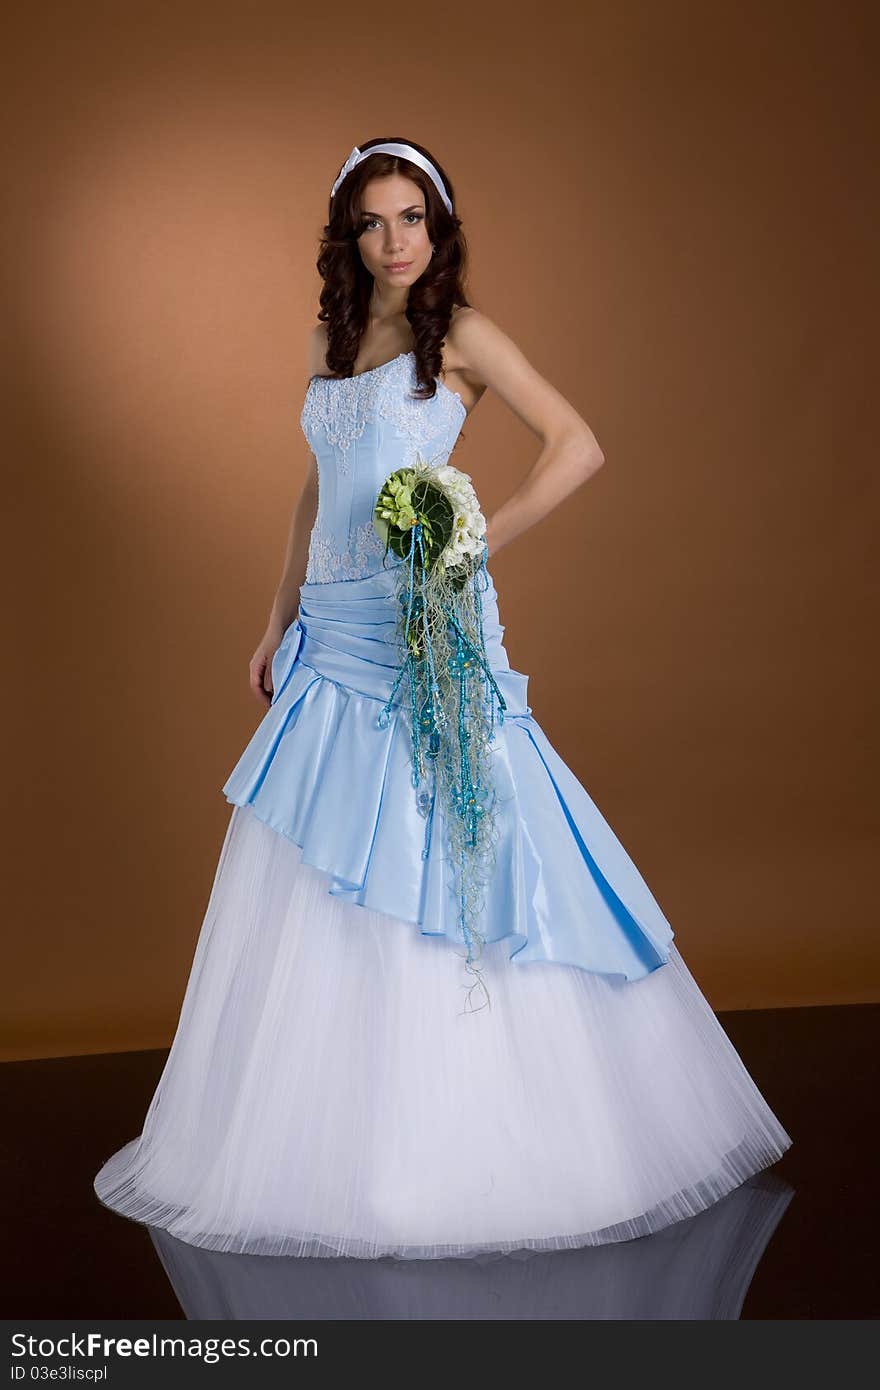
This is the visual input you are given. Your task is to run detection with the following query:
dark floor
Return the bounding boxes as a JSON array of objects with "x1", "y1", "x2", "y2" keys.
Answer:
[{"x1": 3, "y1": 1003, "x2": 877, "y2": 1319}]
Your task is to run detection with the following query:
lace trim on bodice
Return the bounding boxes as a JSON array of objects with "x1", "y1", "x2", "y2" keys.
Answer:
[
  {"x1": 299, "y1": 350, "x2": 465, "y2": 473},
  {"x1": 305, "y1": 517, "x2": 393, "y2": 585},
  {"x1": 301, "y1": 351, "x2": 467, "y2": 585}
]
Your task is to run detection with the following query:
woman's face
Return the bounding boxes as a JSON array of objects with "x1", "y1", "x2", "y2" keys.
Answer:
[{"x1": 356, "y1": 173, "x2": 433, "y2": 288}]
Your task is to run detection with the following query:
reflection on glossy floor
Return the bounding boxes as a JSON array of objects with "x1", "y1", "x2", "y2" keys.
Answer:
[
  {"x1": 145, "y1": 1175, "x2": 793, "y2": 1320},
  {"x1": 3, "y1": 1003, "x2": 878, "y2": 1319}
]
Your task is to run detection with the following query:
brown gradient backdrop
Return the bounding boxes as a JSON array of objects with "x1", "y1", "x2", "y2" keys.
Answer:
[{"x1": 1, "y1": 1, "x2": 876, "y2": 1061}]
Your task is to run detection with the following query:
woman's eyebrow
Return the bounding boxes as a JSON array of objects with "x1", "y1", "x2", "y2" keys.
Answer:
[{"x1": 360, "y1": 204, "x2": 425, "y2": 218}]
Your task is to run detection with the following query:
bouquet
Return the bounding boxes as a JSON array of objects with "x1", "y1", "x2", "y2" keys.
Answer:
[{"x1": 374, "y1": 456, "x2": 507, "y2": 1013}]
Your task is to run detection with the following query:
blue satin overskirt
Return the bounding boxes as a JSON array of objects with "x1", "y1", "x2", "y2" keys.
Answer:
[{"x1": 222, "y1": 564, "x2": 674, "y2": 980}]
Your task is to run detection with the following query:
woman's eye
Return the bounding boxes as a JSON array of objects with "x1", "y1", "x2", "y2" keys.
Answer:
[{"x1": 361, "y1": 213, "x2": 423, "y2": 232}]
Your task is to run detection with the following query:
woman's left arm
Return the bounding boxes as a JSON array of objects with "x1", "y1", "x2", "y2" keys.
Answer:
[{"x1": 450, "y1": 310, "x2": 606, "y2": 558}]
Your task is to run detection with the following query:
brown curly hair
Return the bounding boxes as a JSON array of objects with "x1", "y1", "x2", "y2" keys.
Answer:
[{"x1": 313, "y1": 137, "x2": 472, "y2": 402}]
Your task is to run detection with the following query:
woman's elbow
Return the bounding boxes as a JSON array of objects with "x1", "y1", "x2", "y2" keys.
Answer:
[{"x1": 577, "y1": 431, "x2": 606, "y2": 480}]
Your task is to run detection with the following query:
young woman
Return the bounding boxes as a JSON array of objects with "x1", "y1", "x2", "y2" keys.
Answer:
[{"x1": 94, "y1": 137, "x2": 792, "y2": 1260}]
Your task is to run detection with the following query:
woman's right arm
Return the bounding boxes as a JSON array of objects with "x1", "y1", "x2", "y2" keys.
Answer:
[{"x1": 249, "y1": 456, "x2": 318, "y2": 706}]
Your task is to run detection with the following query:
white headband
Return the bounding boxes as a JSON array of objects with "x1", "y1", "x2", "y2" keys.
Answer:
[{"x1": 330, "y1": 142, "x2": 453, "y2": 216}]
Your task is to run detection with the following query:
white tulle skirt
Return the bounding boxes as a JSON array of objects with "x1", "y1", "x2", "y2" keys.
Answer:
[{"x1": 93, "y1": 803, "x2": 792, "y2": 1260}]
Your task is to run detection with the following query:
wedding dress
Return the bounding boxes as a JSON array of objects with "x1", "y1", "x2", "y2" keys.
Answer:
[{"x1": 94, "y1": 349, "x2": 792, "y2": 1259}]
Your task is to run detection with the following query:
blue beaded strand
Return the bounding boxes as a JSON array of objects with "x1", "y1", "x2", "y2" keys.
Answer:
[{"x1": 375, "y1": 521, "x2": 505, "y2": 1004}]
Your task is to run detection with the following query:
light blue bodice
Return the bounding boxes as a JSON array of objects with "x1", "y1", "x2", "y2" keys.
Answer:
[{"x1": 299, "y1": 350, "x2": 467, "y2": 584}]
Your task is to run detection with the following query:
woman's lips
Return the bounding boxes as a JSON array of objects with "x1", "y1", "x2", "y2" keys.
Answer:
[{"x1": 385, "y1": 261, "x2": 412, "y2": 272}]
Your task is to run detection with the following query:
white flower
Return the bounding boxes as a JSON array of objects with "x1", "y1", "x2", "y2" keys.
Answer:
[{"x1": 407, "y1": 460, "x2": 487, "y2": 571}]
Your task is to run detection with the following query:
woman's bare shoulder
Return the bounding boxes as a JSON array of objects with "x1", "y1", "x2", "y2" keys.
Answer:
[
  {"x1": 445, "y1": 307, "x2": 511, "y2": 372},
  {"x1": 306, "y1": 324, "x2": 330, "y2": 379},
  {"x1": 442, "y1": 308, "x2": 509, "y2": 410}
]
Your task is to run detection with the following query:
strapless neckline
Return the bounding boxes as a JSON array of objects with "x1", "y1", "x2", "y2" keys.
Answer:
[{"x1": 308, "y1": 350, "x2": 466, "y2": 419}]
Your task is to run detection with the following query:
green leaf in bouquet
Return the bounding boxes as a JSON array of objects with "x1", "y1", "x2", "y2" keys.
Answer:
[{"x1": 374, "y1": 470, "x2": 454, "y2": 567}]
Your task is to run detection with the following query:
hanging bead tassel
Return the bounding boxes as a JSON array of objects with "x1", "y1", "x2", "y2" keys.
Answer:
[{"x1": 377, "y1": 523, "x2": 506, "y2": 1013}]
